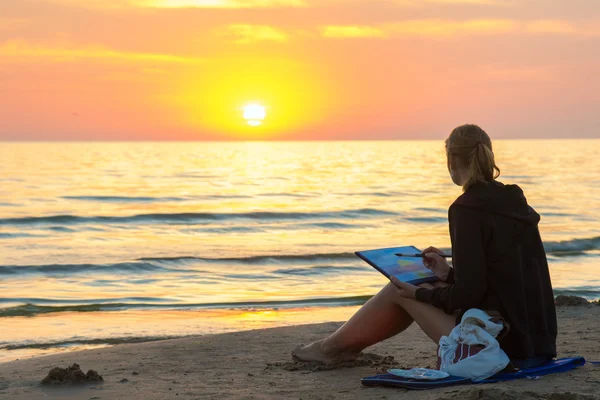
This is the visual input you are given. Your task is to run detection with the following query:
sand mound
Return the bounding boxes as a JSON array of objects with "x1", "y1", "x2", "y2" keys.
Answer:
[
  {"x1": 267, "y1": 352, "x2": 414, "y2": 372},
  {"x1": 41, "y1": 363, "x2": 103, "y2": 385}
]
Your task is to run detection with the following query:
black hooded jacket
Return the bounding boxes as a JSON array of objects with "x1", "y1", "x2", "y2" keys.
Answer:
[{"x1": 415, "y1": 180, "x2": 557, "y2": 360}]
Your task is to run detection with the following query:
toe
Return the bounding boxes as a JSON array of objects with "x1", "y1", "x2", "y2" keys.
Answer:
[{"x1": 291, "y1": 344, "x2": 305, "y2": 358}]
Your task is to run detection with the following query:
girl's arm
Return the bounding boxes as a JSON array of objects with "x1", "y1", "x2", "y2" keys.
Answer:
[{"x1": 415, "y1": 205, "x2": 488, "y2": 314}]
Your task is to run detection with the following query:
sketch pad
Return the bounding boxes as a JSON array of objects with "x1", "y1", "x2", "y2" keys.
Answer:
[{"x1": 355, "y1": 245, "x2": 437, "y2": 285}]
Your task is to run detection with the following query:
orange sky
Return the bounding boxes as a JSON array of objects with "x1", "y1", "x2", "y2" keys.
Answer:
[{"x1": 1, "y1": 0, "x2": 599, "y2": 140}]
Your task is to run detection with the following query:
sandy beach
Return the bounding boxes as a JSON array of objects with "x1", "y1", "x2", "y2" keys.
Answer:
[{"x1": 1, "y1": 303, "x2": 599, "y2": 400}]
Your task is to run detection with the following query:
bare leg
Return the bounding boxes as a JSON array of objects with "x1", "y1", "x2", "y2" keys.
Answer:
[
  {"x1": 292, "y1": 282, "x2": 413, "y2": 363},
  {"x1": 292, "y1": 282, "x2": 456, "y2": 363}
]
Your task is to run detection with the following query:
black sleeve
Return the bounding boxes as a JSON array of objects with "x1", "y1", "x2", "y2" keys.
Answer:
[
  {"x1": 415, "y1": 206, "x2": 488, "y2": 314},
  {"x1": 446, "y1": 267, "x2": 455, "y2": 284}
]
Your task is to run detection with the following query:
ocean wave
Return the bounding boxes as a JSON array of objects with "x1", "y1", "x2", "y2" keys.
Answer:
[
  {"x1": 186, "y1": 222, "x2": 369, "y2": 234},
  {"x1": 340, "y1": 192, "x2": 394, "y2": 197},
  {"x1": 0, "y1": 303, "x2": 132, "y2": 316},
  {"x1": 190, "y1": 226, "x2": 266, "y2": 234},
  {"x1": 0, "y1": 208, "x2": 398, "y2": 226},
  {"x1": 0, "y1": 296, "x2": 374, "y2": 317},
  {"x1": 66, "y1": 194, "x2": 254, "y2": 202},
  {"x1": 405, "y1": 217, "x2": 447, "y2": 223},
  {"x1": 2, "y1": 284, "x2": 598, "y2": 320},
  {"x1": 259, "y1": 193, "x2": 315, "y2": 198},
  {"x1": 1, "y1": 336, "x2": 180, "y2": 351},
  {"x1": 338, "y1": 191, "x2": 417, "y2": 197},
  {"x1": 413, "y1": 207, "x2": 446, "y2": 213},
  {"x1": 48, "y1": 226, "x2": 75, "y2": 232},
  {"x1": 172, "y1": 173, "x2": 218, "y2": 179},
  {"x1": 0, "y1": 262, "x2": 183, "y2": 276},
  {"x1": 295, "y1": 222, "x2": 369, "y2": 229},
  {"x1": 0, "y1": 252, "x2": 361, "y2": 276},
  {"x1": 0, "y1": 296, "x2": 176, "y2": 305},
  {"x1": 62, "y1": 196, "x2": 188, "y2": 203},
  {"x1": 137, "y1": 252, "x2": 357, "y2": 264},
  {"x1": 135, "y1": 236, "x2": 600, "y2": 265},
  {"x1": 273, "y1": 265, "x2": 369, "y2": 276},
  {"x1": 545, "y1": 236, "x2": 600, "y2": 255},
  {"x1": 0, "y1": 232, "x2": 45, "y2": 239},
  {"x1": 3, "y1": 236, "x2": 598, "y2": 278},
  {"x1": 201, "y1": 195, "x2": 253, "y2": 199},
  {"x1": 553, "y1": 287, "x2": 600, "y2": 299}
]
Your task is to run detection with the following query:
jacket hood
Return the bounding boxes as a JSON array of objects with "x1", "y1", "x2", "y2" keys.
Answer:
[{"x1": 453, "y1": 180, "x2": 540, "y2": 225}]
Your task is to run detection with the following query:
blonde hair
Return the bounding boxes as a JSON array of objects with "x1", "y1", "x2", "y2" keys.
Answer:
[{"x1": 445, "y1": 124, "x2": 500, "y2": 191}]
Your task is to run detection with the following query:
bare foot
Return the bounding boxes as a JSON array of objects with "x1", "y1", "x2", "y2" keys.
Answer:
[{"x1": 292, "y1": 340, "x2": 359, "y2": 364}]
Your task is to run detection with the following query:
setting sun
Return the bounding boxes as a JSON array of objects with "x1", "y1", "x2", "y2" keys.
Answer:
[{"x1": 243, "y1": 103, "x2": 266, "y2": 126}]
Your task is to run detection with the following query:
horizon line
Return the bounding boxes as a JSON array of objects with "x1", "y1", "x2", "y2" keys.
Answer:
[{"x1": 2, "y1": 137, "x2": 599, "y2": 143}]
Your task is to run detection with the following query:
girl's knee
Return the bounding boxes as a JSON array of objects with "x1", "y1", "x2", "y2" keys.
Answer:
[
  {"x1": 382, "y1": 282, "x2": 410, "y2": 305},
  {"x1": 382, "y1": 281, "x2": 399, "y2": 296}
]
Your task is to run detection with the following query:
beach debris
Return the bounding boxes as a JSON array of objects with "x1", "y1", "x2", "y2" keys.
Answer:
[
  {"x1": 132, "y1": 371, "x2": 139, "y2": 375},
  {"x1": 555, "y1": 295, "x2": 589, "y2": 306},
  {"x1": 41, "y1": 363, "x2": 103, "y2": 385},
  {"x1": 120, "y1": 378, "x2": 129, "y2": 383}
]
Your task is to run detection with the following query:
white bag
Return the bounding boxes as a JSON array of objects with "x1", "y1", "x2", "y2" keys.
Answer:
[{"x1": 437, "y1": 308, "x2": 510, "y2": 381}]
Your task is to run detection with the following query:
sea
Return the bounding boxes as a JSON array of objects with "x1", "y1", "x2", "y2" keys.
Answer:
[{"x1": 1, "y1": 140, "x2": 599, "y2": 362}]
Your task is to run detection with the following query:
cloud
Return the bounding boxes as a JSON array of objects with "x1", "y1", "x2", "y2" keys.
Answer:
[
  {"x1": 390, "y1": 19, "x2": 516, "y2": 36},
  {"x1": 386, "y1": 0, "x2": 509, "y2": 4},
  {"x1": 525, "y1": 20, "x2": 600, "y2": 36},
  {"x1": 321, "y1": 19, "x2": 516, "y2": 39},
  {"x1": 143, "y1": 0, "x2": 306, "y2": 7},
  {"x1": 0, "y1": 41, "x2": 205, "y2": 64},
  {"x1": 321, "y1": 26, "x2": 388, "y2": 39},
  {"x1": 422, "y1": 0, "x2": 509, "y2": 4},
  {"x1": 225, "y1": 24, "x2": 288, "y2": 44},
  {"x1": 35, "y1": 0, "x2": 508, "y2": 9},
  {"x1": 40, "y1": 0, "x2": 306, "y2": 9},
  {"x1": 321, "y1": 18, "x2": 600, "y2": 39}
]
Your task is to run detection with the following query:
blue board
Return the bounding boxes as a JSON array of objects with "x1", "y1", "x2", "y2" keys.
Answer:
[
  {"x1": 361, "y1": 357, "x2": 586, "y2": 390},
  {"x1": 355, "y1": 245, "x2": 438, "y2": 285},
  {"x1": 482, "y1": 357, "x2": 586, "y2": 383}
]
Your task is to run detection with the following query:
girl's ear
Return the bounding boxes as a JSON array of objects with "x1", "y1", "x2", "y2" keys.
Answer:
[{"x1": 447, "y1": 154, "x2": 457, "y2": 170}]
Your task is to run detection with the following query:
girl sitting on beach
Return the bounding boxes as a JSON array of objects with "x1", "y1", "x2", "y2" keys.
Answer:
[{"x1": 293, "y1": 124, "x2": 558, "y2": 370}]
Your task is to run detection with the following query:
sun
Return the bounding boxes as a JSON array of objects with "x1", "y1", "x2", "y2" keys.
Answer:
[{"x1": 243, "y1": 103, "x2": 266, "y2": 126}]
